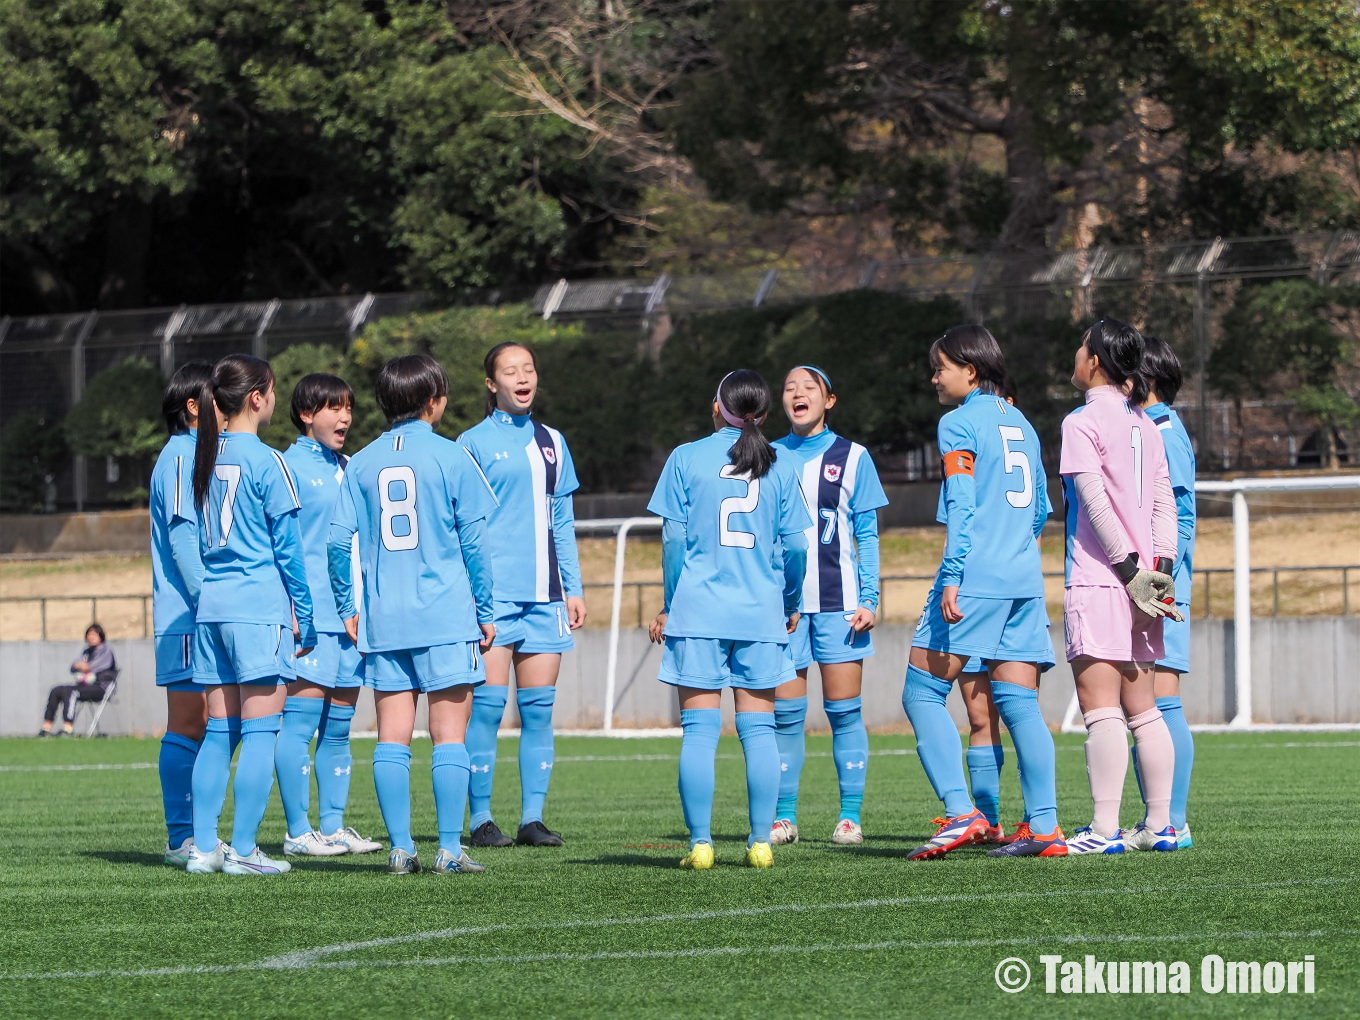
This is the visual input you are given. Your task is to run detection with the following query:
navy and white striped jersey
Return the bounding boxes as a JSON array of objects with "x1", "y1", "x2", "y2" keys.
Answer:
[
  {"x1": 772, "y1": 429, "x2": 888, "y2": 615},
  {"x1": 458, "y1": 410, "x2": 583, "y2": 603}
]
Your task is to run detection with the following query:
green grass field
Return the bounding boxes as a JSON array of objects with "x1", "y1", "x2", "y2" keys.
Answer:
[{"x1": 1, "y1": 731, "x2": 1357, "y2": 1018}]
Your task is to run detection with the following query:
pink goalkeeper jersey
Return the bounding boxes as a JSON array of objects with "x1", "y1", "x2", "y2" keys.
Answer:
[{"x1": 1060, "y1": 385, "x2": 1170, "y2": 588}]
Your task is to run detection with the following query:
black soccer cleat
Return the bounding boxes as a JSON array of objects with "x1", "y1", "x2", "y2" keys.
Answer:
[
  {"x1": 516, "y1": 821, "x2": 563, "y2": 847},
  {"x1": 469, "y1": 820, "x2": 513, "y2": 847}
]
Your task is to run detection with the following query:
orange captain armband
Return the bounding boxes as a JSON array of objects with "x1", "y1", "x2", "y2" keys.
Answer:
[{"x1": 941, "y1": 450, "x2": 975, "y2": 478}]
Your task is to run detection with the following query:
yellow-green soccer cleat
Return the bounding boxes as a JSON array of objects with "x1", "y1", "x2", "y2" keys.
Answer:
[
  {"x1": 745, "y1": 841, "x2": 774, "y2": 869},
  {"x1": 680, "y1": 842, "x2": 715, "y2": 870}
]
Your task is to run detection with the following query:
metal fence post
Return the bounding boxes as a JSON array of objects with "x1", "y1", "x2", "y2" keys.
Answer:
[
  {"x1": 1193, "y1": 238, "x2": 1224, "y2": 461},
  {"x1": 753, "y1": 269, "x2": 778, "y2": 308},
  {"x1": 254, "y1": 299, "x2": 280, "y2": 359},
  {"x1": 161, "y1": 304, "x2": 188, "y2": 377},
  {"x1": 71, "y1": 310, "x2": 97, "y2": 511}
]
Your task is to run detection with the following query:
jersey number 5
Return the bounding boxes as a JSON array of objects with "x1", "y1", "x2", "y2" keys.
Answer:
[
  {"x1": 997, "y1": 426, "x2": 1034, "y2": 509},
  {"x1": 718, "y1": 464, "x2": 760, "y2": 548},
  {"x1": 378, "y1": 466, "x2": 420, "y2": 551}
]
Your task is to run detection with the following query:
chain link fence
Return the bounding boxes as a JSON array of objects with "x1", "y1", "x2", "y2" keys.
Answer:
[{"x1": 3, "y1": 231, "x2": 1359, "y2": 511}]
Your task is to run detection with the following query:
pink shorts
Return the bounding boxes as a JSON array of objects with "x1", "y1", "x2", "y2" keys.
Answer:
[{"x1": 1063, "y1": 585, "x2": 1164, "y2": 664}]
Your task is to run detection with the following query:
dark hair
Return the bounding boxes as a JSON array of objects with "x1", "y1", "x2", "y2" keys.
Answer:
[
  {"x1": 1139, "y1": 335, "x2": 1183, "y2": 406},
  {"x1": 290, "y1": 373, "x2": 355, "y2": 433},
  {"x1": 193, "y1": 354, "x2": 276, "y2": 506},
  {"x1": 162, "y1": 361, "x2": 214, "y2": 434},
  {"x1": 930, "y1": 324, "x2": 1007, "y2": 395},
  {"x1": 717, "y1": 369, "x2": 776, "y2": 479},
  {"x1": 376, "y1": 355, "x2": 448, "y2": 424},
  {"x1": 998, "y1": 373, "x2": 1018, "y2": 404},
  {"x1": 1083, "y1": 318, "x2": 1149, "y2": 404},
  {"x1": 483, "y1": 341, "x2": 538, "y2": 416},
  {"x1": 85, "y1": 622, "x2": 106, "y2": 645}
]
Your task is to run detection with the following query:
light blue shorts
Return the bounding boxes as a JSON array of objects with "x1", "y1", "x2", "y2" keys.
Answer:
[
  {"x1": 492, "y1": 600, "x2": 574, "y2": 654},
  {"x1": 658, "y1": 636, "x2": 794, "y2": 690},
  {"x1": 294, "y1": 631, "x2": 363, "y2": 689},
  {"x1": 912, "y1": 590, "x2": 1055, "y2": 671},
  {"x1": 1157, "y1": 604, "x2": 1191, "y2": 673},
  {"x1": 364, "y1": 641, "x2": 486, "y2": 694},
  {"x1": 194, "y1": 622, "x2": 293, "y2": 686},
  {"x1": 155, "y1": 632, "x2": 203, "y2": 690},
  {"x1": 789, "y1": 611, "x2": 873, "y2": 670}
]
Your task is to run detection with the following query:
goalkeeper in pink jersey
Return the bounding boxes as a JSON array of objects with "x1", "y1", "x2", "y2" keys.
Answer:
[{"x1": 1059, "y1": 319, "x2": 1183, "y2": 855}]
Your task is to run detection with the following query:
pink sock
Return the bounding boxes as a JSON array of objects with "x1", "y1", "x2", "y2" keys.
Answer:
[
  {"x1": 1128, "y1": 708, "x2": 1174, "y2": 832},
  {"x1": 1083, "y1": 707, "x2": 1128, "y2": 838}
]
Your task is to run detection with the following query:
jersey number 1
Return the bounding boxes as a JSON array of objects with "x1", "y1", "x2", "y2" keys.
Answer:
[
  {"x1": 378, "y1": 466, "x2": 419, "y2": 551},
  {"x1": 718, "y1": 465, "x2": 759, "y2": 548},
  {"x1": 997, "y1": 426, "x2": 1034, "y2": 508}
]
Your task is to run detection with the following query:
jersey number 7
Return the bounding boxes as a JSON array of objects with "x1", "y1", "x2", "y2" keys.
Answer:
[
  {"x1": 997, "y1": 426, "x2": 1033, "y2": 509},
  {"x1": 718, "y1": 464, "x2": 759, "y2": 548}
]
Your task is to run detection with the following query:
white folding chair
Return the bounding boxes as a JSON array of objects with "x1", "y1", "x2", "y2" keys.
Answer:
[{"x1": 77, "y1": 673, "x2": 119, "y2": 738}]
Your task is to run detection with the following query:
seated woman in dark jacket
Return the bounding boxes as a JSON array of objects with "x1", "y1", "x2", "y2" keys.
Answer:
[{"x1": 40, "y1": 623, "x2": 117, "y2": 736}]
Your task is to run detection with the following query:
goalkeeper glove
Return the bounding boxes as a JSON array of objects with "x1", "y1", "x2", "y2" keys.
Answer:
[{"x1": 1113, "y1": 554, "x2": 1184, "y2": 622}]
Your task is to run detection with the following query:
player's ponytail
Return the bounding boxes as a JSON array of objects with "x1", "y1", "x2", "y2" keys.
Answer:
[
  {"x1": 162, "y1": 360, "x2": 213, "y2": 434},
  {"x1": 929, "y1": 324, "x2": 1007, "y2": 395},
  {"x1": 193, "y1": 354, "x2": 275, "y2": 507},
  {"x1": 1139, "y1": 335, "x2": 1183, "y2": 405},
  {"x1": 716, "y1": 369, "x2": 776, "y2": 480},
  {"x1": 1083, "y1": 318, "x2": 1148, "y2": 405}
]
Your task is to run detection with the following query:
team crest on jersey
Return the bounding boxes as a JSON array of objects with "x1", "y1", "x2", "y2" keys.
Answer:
[
  {"x1": 823, "y1": 463, "x2": 842, "y2": 483},
  {"x1": 541, "y1": 446, "x2": 556, "y2": 465}
]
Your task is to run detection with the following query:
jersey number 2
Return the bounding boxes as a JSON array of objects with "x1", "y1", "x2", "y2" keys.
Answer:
[
  {"x1": 378, "y1": 466, "x2": 419, "y2": 551},
  {"x1": 997, "y1": 426, "x2": 1034, "y2": 508},
  {"x1": 718, "y1": 465, "x2": 760, "y2": 548}
]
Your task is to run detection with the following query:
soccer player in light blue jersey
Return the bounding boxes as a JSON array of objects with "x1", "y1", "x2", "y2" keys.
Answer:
[
  {"x1": 457, "y1": 342, "x2": 586, "y2": 848},
  {"x1": 905, "y1": 325, "x2": 1066, "y2": 859},
  {"x1": 329, "y1": 355, "x2": 498, "y2": 876},
  {"x1": 647, "y1": 369, "x2": 812, "y2": 870},
  {"x1": 769, "y1": 366, "x2": 887, "y2": 847},
  {"x1": 273, "y1": 374, "x2": 382, "y2": 859},
  {"x1": 1139, "y1": 336, "x2": 1196, "y2": 849},
  {"x1": 149, "y1": 362, "x2": 212, "y2": 867},
  {"x1": 187, "y1": 355, "x2": 316, "y2": 877}
]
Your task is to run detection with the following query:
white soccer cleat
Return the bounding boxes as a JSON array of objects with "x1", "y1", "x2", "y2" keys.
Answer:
[
  {"x1": 431, "y1": 847, "x2": 486, "y2": 875},
  {"x1": 283, "y1": 830, "x2": 347, "y2": 856},
  {"x1": 1176, "y1": 824, "x2": 1193, "y2": 849},
  {"x1": 769, "y1": 819, "x2": 799, "y2": 845},
  {"x1": 163, "y1": 837, "x2": 194, "y2": 868},
  {"x1": 1123, "y1": 823, "x2": 1178, "y2": 852},
  {"x1": 831, "y1": 819, "x2": 863, "y2": 845},
  {"x1": 223, "y1": 845, "x2": 292, "y2": 875},
  {"x1": 323, "y1": 827, "x2": 383, "y2": 854},
  {"x1": 186, "y1": 841, "x2": 227, "y2": 874},
  {"x1": 1066, "y1": 826, "x2": 1126, "y2": 855}
]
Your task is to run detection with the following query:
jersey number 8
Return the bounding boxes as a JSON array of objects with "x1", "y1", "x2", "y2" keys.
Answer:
[
  {"x1": 997, "y1": 425, "x2": 1033, "y2": 509},
  {"x1": 378, "y1": 466, "x2": 420, "y2": 551},
  {"x1": 718, "y1": 464, "x2": 759, "y2": 548}
]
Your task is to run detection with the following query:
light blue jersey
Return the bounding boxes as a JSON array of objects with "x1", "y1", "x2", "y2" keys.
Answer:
[
  {"x1": 283, "y1": 436, "x2": 349, "y2": 634},
  {"x1": 330, "y1": 419, "x2": 498, "y2": 653},
  {"x1": 458, "y1": 410, "x2": 582, "y2": 603},
  {"x1": 149, "y1": 430, "x2": 200, "y2": 637},
  {"x1": 1147, "y1": 402, "x2": 1196, "y2": 593},
  {"x1": 648, "y1": 429, "x2": 813, "y2": 643},
  {"x1": 934, "y1": 389, "x2": 1050, "y2": 598},
  {"x1": 773, "y1": 428, "x2": 888, "y2": 614},
  {"x1": 195, "y1": 431, "x2": 314, "y2": 646}
]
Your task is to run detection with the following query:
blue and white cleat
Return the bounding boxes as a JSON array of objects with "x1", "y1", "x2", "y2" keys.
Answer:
[
  {"x1": 1176, "y1": 824, "x2": 1193, "y2": 849},
  {"x1": 431, "y1": 847, "x2": 486, "y2": 875},
  {"x1": 1067, "y1": 826, "x2": 1126, "y2": 855},
  {"x1": 387, "y1": 848, "x2": 421, "y2": 874},
  {"x1": 186, "y1": 841, "x2": 227, "y2": 874},
  {"x1": 283, "y1": 830, "x2": 347, "y2": 856},
  {"x1": 223, "y1": 845, "x2": 292, "y2": 875},
  {"x1": 323, "y1": 827, "x2": 383, "y2": 854},
  {"x1": 1124, "y1": 823, "x2": 1178, "y2": 852}
]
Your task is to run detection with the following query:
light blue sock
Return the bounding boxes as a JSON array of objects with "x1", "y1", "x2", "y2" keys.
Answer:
[
  {"x1": 735, "y1": 712, "x2": 780, "y2": 847},
  {"x1": 1157, "y1": 695, "x2": 1194, "y2": 830},
  {"x1": 275, "y1": 696, "x2": 323, "y2": 838},
  {"x1": 516, "y1": 686, "x2": 556, "y2": 827},
  {"x1": 678, "y1": 708, "x2": 721, "y2": 848},
  {"x1": 466, "y1": 684, "x2": 507, "y2": 829},
  {"x1": 191, "y1": 716, "x2": 237, "y2": 849},
  {"x1": 231, "y1": 713, "x2": 281, "y2": 855},
  {"x1": 773, "y1": 696, "x2": 807, "y2": 823},
  {"x1": 825, "y1": 696, "x2": 869, "y2": 825},
  {"x1": 966, "y1": 744, "x2": 1004, "y2": 826},
  {"x1": 227, "y1": 715, "x2": 242, "y2": 757},
  {"x1": 902, "y1": 665, "x2": 973, "y2": 818},
  {"x1": 159, "y1": 731, "x2": 200, "y2": 847},
  {"x1": 315, "y1": 702, "x2": 355, "y2": 834},
  {"x1": 373, "y1": 742, "x2": 414, "y2": 854},
  {"x1": 431, "y1": 742, "x2": 471, "y2": 854},
  {"x1": 992, "y1": 681, "x2": 1058, "y2": 834}
]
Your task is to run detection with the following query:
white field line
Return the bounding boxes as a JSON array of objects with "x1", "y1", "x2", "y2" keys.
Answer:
[{"x1": 4, "y1": 876, "x2": 1353, "y2": 982}]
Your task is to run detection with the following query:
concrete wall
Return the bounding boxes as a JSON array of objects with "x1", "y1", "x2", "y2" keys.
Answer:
[{"x1": 3, "y1": 617, "x2": 1356, "y2": 736}]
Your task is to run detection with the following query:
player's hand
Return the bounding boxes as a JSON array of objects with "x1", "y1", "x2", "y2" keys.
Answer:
[
  {"x1": 940, "y1": 586, "x2": 965, "y2": 624},
  {"x1": 296, "y1": 644, "x2": 315, "y2": 657},
  {"x1": 566, "y1": 595, "x2": 587, "y2": 631},
  {"x1": 648, "y1": 612, "x2": 667, "y2": 644},
  {"x1": 343, "y1": 614, "x2": 359, "y2": 646},
  {"x1": 1124, "y1": 569, "x2": 1181, "y2": 621},
  {"x1": 479, "y1": 623, "x2": 496, "y2": 650},
  {"x1": 848, "y1": 606, "x2": 877, "y2": 633}
]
